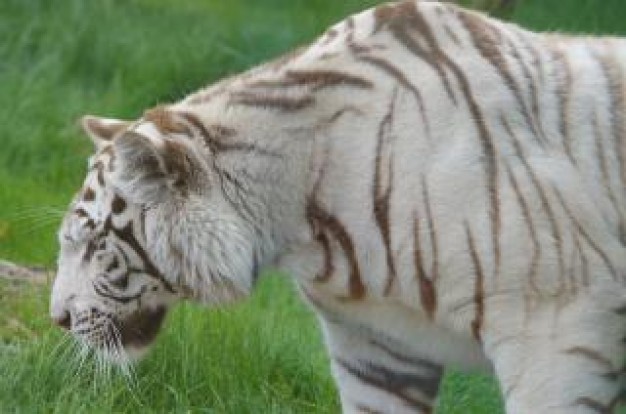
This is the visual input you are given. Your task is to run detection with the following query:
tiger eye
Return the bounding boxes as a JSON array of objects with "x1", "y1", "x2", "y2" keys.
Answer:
[{"x1": 109, "y1": 273, "x2": 129, "y2": 289}]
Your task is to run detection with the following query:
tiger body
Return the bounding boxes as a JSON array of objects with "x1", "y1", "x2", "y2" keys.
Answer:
[{"x1": 51, "y1": 1, "x2": 625, "y2": 413}]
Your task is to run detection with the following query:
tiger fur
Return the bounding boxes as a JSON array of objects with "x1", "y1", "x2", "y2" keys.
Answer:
[{"x1": 51, "y1": 1, "x2": 626, "y2": 412}]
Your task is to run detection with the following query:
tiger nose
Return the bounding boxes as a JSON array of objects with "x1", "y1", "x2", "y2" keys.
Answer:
[{"x1": 52, "y1": 310, "x2": 72, "y2": 331}]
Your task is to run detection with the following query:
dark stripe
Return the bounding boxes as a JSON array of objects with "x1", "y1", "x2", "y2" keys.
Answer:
[
  {"x1": 344, "y1": 16, "x2": 370, "y2": 54},
  {"x1": 593, "y1": 47, "x2": 626, "y2": 197},
  {"x1": 575, "y1": 394, "x2": 624, "y2": 414},
  {"x1": 319, "y1": 52, "x2": 340, "y2": 61},
  {"x1": 372, "y1": 3, "x2": 399, "y2": 31},
  {"x1": 228, "y1": 91, "x2": 314, "y2": 112},
  {"x1": 250, "y1": 69, "x2": 373, "y2": 91},
  {"x1": 401, "y1": 5, "x2": 501, "y2": 292},
  {"x1": 104, "y1": 218, "x2": 176, "y2": 293},
  {"x1": 364, "y1": 362, "x2": 440, "y2": 400},
  {"x1": 83, "y1": 187, "x2": 95, "y2": 201},
  {"x1": 305, "y1": 145, "x2": 334, "y2": 285},
  {"x1": 368, "y1": 337, "x2": 443, "y2": 377},
  {"x1": 465, "y1": 222, "x2": 485, "y2": 342},
  {"x1": 443, "y1": 24, "x2": 461, "y2": 46},
  {"x1": 503, "y1": 115, "x2": 566, "y2": 295},
  {"x1": 325, "y1": 106, "x2": 364, "y2": 125},
  {"x1": 321, "y1": 28, "x2": 338, "y2": 46},
  {"x1": 551, "y1": 187, "x2": 619, "y2": 281},
  {"x1": 139, "y1": 207, "x2": 147, "y2": 241},
  {"x1": 573, "y1": 231, "x2": 590, "y2": 287},
  {"x1": 90, "y1": 160, "x2": 105, "y2": 173},
  {"x1": 74, "y1": 208, "x2": 89, "y2": 218},
  {"x1": 310, "y1": 223, "x2": 334, "y2": 283},
  {"x1": 335, "y1": 358, "x2": 434, "y2": 411},
  {"x1": 143, "y1": 106, "x2": 193, "y2": 136},
  {"x1": 516, "y1": 31, "x2": 545, "y2": 86},
  {"x1": 76, "y1": 207, "x2": 96, "y2": 231},
  {"x1": 374, "y1": 89, "x2": 398, "y2": 295},
  {"x1": 100, "y1": 247, "x2": 132, "y2": 296},
  {"x1": 105, "y1": 256, "x2": 119, "y2": 273},
  {"x1": 111, "y1": 194, "x2": 127, "y2": 215},
  {"x1": 216, "y1": 168, "x2": 260, "y2": 224},
  {"x1": 413, "y1": 216, "x2": 436, "y2": 319},
  {"x1": 317, "y1": 231, "x2": 334, "y2": 283},
  {"x1": 567, "y1": 229, "x2": 579, "y2": 295},
  {"x1": 551, "y1": 48, "x2": 576, "y2": 164},
  {"x1": 564, "y1": 346, "x2": 615, "y2": 370},
  {"x1": 179, "y1": 111, "x2": 281, "y2": 159},
  {"x1": 161, "y1": 140, "x2": 192, "y2": 190},
  {"x1": 504, "y1": 163, "x2": 541, "y2": 293},
  {"x1": 421, "y1": 175, "x2": 439, "y2": 284},
  {"x1": 83, "y1": 239, "x2": 97, "y2": 262},
  {"x1": 575, "y1": 397, "x2": 608, "y2": 414},
  {"x1": 100, "y1": 145, "x2": 116, "y2": 169},
  {"x1": 357, "y1": 55, "x2": 431, "y2": 140},
  {"x1": 299, "y1": 285, "x2": 329, "y2": 314},
  {"x1": 96, "y1": 163, "x2": 105, "y2": 186},
  {"x1": 93, "y1": 281, "x2": 143, "y2": 304},
  {"x1": 113, "y1": 234, "x2": 132, "y2": 269},
  {"x1": 307, "y1": 200, "x2": 365, "y2": 300},
  {"x1": 375, "y1": 2, "x2": 458, "y2": 105},
  {"x1": 355, "y1": 405, "x2": 384, "y2": 414},
  {"x1": 458, "y1": 12, "x2": 546, "y2": 149},
  {"x1": 306, "y1": 139, "x2": 365, "y2": 299},
  {"x1": 505, "y1": 35, "x2": 545, "y2": 143},
  {"x1": 592, "y1": 111, "x2": 622, "y2": 221},
  {"x1": 306, "y1": 151, "x2": 364, "y2": 298}
]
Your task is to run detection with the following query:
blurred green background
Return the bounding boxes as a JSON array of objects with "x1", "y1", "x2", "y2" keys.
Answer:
[{"x1": 1, "y1": 0, "x2": 625, "y2": 413}]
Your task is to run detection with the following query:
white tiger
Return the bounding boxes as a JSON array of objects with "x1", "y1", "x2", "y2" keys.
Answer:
[{"x1": 50, "y1": 1, "x2": 625, "y2": 412}]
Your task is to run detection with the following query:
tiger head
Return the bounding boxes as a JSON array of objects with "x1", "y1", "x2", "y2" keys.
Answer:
[{"x1": 51, "y1": 110, "x2": 261, "y2": 362}]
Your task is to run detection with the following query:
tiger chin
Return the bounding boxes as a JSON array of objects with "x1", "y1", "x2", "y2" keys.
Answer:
[{"x1": 51, "y1": 0, "x2": 626, "y2": 412}]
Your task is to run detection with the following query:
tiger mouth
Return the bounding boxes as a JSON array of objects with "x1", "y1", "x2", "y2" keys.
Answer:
[
  {"x1": 116, "y1": 306, "x2": 167, "y2": 349},
  {"x1": 73, "y1": 306, "x2": 167, "y2": 361}
]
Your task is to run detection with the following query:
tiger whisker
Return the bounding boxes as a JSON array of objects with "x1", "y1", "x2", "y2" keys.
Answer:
[{"x1": 49, "y1": 333, "x2": 76, "y2": 364}]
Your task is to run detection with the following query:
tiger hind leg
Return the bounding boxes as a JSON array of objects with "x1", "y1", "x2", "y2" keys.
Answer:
[
  {"x1": 320, "y1": 318, "x2": 444, "y2": 414},
  {"x1": 485, "y1": 292, "x2": 625, "y2": 414}
]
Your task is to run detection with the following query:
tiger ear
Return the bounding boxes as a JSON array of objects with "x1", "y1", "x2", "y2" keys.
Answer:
[
  {"x1": 81, "y1": 115, "x2": 131, "y2": 150},
  {"x1": 112, "y1": 131, "x2": 201, "y2": 204}
]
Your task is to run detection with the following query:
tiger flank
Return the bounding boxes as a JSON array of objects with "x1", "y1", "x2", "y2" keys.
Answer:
[{"x1": 50, "y1": 1, "x2": 625, "y2": 412}]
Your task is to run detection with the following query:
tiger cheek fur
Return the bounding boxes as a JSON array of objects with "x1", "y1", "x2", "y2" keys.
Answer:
[
  {"x1": 52, "y1": 1, "x2": 625, "y2": 412},
  {"x1": 51, "y1": 144, "x2": 180, "y2": 361}
]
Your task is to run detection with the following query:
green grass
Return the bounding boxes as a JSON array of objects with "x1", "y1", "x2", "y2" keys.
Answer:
[
  {"x1": 1, "y1": 276, "x2": 502, "y2": 413},
  {"x1": 1, "y1": 0, "x2": 625, "y2": 413},
  {"x1": 0, "y1": 276, "x2": 339, "y2": 413}
]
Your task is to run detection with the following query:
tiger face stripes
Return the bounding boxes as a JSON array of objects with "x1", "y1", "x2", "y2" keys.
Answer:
[
  {"x1": 52, "y1": 142, "x2": 178, "y2": 360},
  {"x1": 52, "y1": 1, "x2": 625, "y2": 412}
]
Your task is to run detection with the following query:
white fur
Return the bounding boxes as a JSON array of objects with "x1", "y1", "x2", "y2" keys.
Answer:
[{"x1": 53, "y1": 2, "x2": 625, "y2": 412}]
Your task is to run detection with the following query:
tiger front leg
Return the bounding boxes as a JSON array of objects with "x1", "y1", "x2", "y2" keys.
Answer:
[
  {"x1": 483, "y1": 289, "x2": 625, "y2": 414},
  {"x1": 319, "y1": 317, "x2": 444, "y2": 414}
]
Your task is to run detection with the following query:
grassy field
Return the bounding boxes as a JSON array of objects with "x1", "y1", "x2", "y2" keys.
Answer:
[{"x1": 1, "y1": 0, "x2": 625, "y2": 413}]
